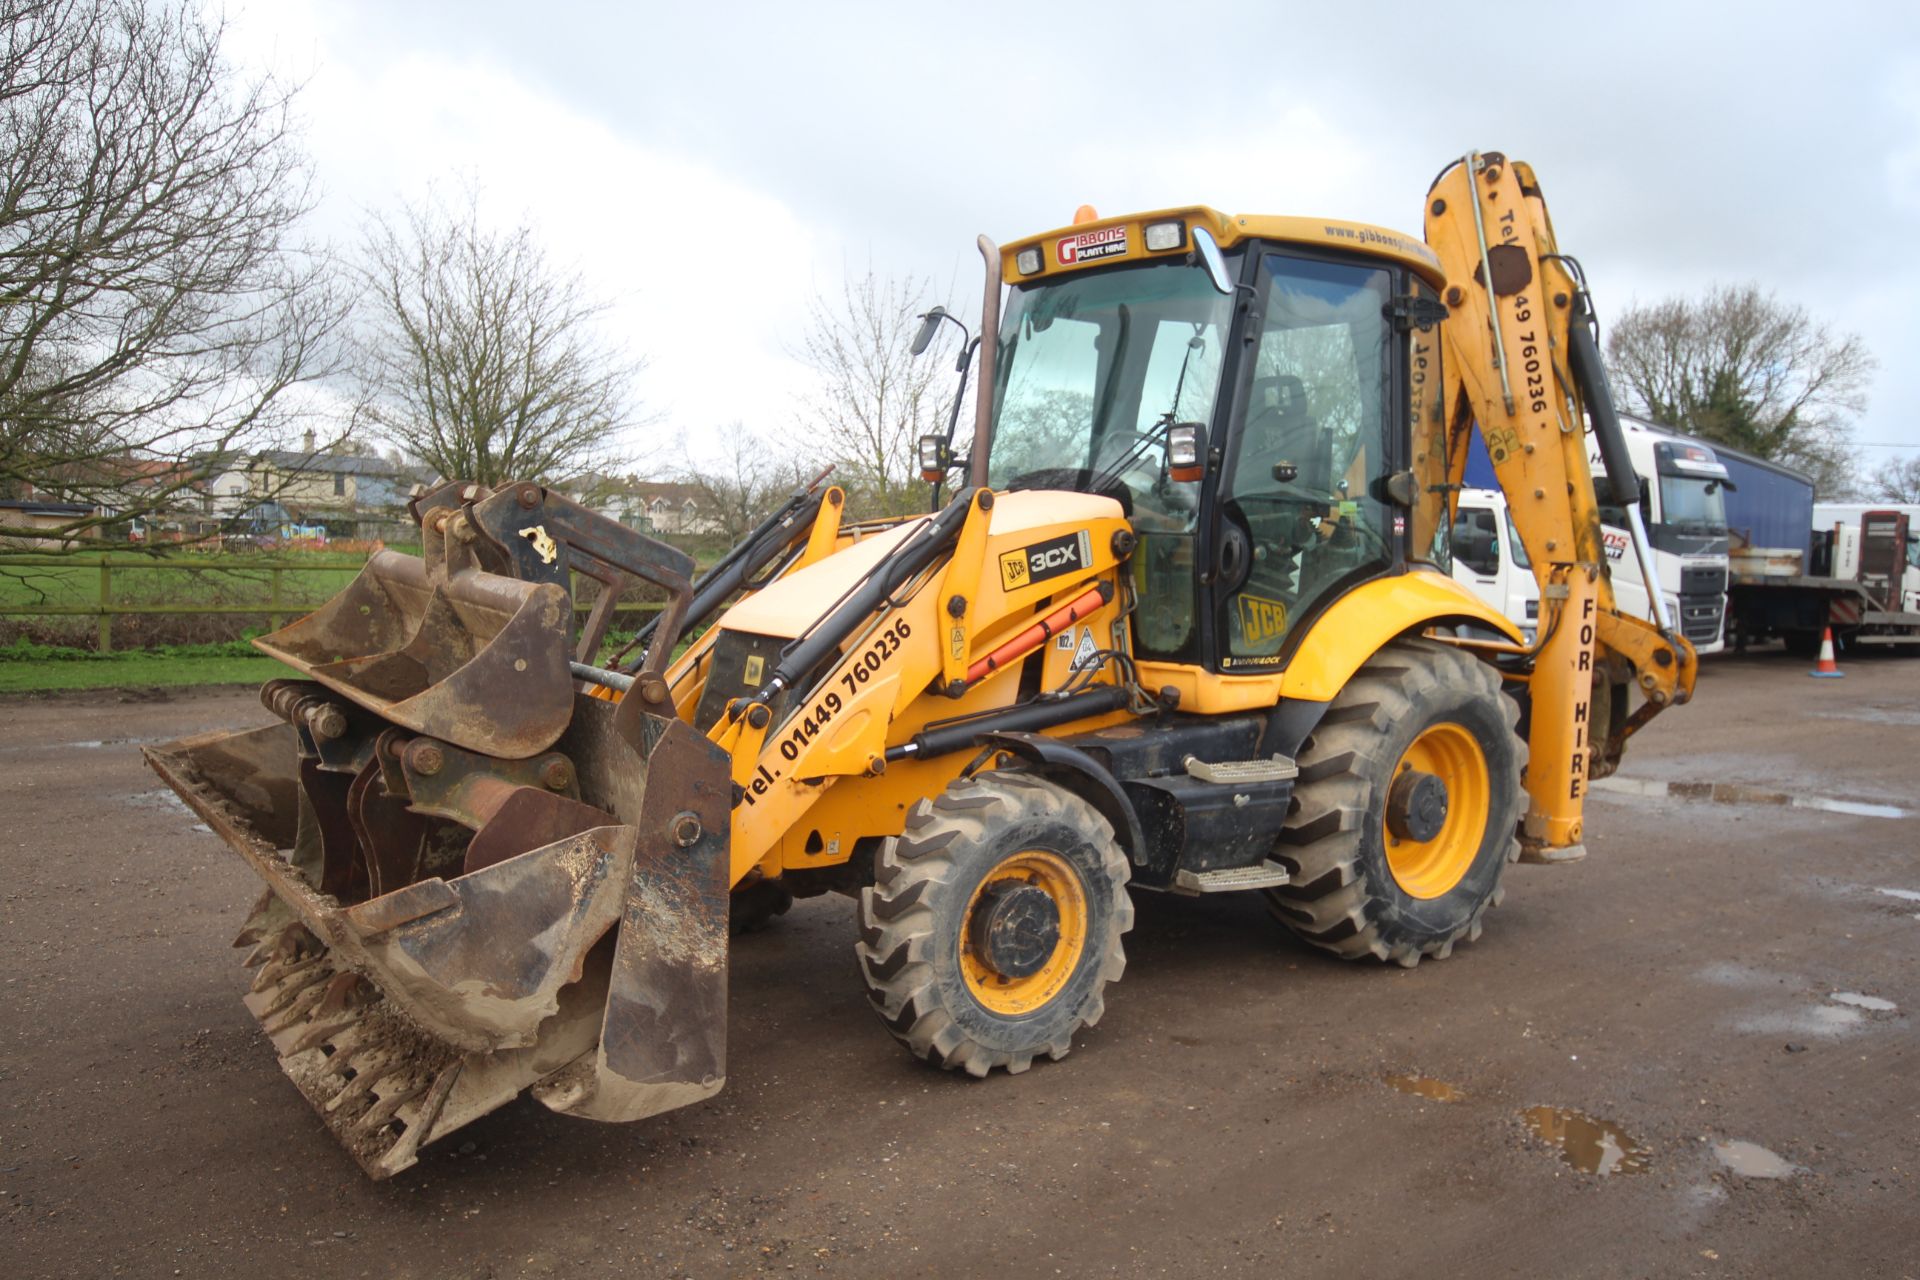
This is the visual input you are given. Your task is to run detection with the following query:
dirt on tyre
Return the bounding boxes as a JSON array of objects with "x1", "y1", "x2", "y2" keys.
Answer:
[
  {"x1": 1266, "y1": 638, "x2": 1524, "y2": 967},
  {"x1": 857, "y1": 771, "x2": 1132, "y2": 1077}
]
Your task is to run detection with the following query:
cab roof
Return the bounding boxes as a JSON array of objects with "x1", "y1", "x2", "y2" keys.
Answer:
[{"x1": 1000, "y1": 205, "x2": 1446, "y2": 290}]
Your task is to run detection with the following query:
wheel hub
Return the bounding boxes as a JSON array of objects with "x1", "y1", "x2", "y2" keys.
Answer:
[
  {"x1": 967, "y1": 882, "x2": 1061, "y2": 979},
  {"x1": 1386, "y1": 769, "x2": 1450, "y2": 843}
]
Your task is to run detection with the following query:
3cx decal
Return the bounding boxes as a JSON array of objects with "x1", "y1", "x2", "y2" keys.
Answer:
[{"x1": 998, "y1": 530, "x2": 1092, "y2": 591}]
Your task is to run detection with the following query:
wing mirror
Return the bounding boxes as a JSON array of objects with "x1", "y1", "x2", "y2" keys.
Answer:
[
  {"x1": 1192, "y1": 227, "x2": 1233, "y2": 295},
  {"x1": 910, "y1": 307, "x2": 947, "y2": 356}
]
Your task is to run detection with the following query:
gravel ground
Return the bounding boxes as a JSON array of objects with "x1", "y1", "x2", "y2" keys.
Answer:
[{"x1": 2, "y1": 650, "x2": 1915, "y2": 1278}]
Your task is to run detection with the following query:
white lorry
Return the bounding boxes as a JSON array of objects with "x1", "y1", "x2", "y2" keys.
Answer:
[
  {"x1": 1449, "y1": 488, "x2": 1539, "y2": 644},
  {"x1": 1460, "y1": 415, "x2": 1729, "y2": 652}
]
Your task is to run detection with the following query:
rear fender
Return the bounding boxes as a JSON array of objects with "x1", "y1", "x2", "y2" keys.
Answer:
[{"x1": 1281, "y1": 570, "x2": 1522, "y2": 702}]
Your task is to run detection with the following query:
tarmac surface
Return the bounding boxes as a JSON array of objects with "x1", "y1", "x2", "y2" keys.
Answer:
[{"x1": 2, "y1": 649, "x2": 1916, "y2": 1278}]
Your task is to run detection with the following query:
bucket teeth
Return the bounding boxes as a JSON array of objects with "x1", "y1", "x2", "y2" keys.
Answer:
[
  {"x1": 355, "y1": 1081, "x2": 430, "y2": 1135},
  {"x1": 283, "y1": 1018, "x2": 353, "y2": 1057},
  {"x1": 315, "y1": 971, "x2": 372, "y2": 1017},
  {"x1": 249, "y1": 947, "x2": 325, "y2": 995},
  {"x1": 235, "y1": 918, "x2": 466, "y2": 1178}
]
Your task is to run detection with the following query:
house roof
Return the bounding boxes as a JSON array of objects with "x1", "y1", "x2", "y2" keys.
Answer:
[
  {"x1": 0, "y1": 499, "x2": 93, "y2": 516},
  {"x1": 579, "y1": 478, "x2": 708, "y2": 503},
  {"x1": 254, "y1": 450, "x2": 411, "y2": 477}
]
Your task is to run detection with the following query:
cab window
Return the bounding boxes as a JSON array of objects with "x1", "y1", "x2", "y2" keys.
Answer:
[
  {"x1": 1454, "y1": 506, "x2": 1501, "y2": 577},
  {"x1": 1216, "y1": 254, "x2": 1394, "y2": 666}
]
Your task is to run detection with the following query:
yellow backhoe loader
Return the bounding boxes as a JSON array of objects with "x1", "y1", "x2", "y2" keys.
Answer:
[{"x1": 146, "y1": 151, "x2": 1695, "y2": 1177}]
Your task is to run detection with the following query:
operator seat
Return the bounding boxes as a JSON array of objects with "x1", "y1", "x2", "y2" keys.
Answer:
[{"x1": 1244, "y1": 374, "x2": 1330, "y2": 492}]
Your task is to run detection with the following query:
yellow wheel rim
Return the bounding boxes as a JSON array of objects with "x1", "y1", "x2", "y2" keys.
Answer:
[
  {"x1": 1384, "y1": 723, "x2": 1490, "y2": 899},
  {"x1": 959, "y1": 849, "x2": 1088, "y2": 1016}
]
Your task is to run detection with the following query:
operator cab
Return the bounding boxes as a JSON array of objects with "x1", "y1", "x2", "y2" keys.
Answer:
[{"x1": 970, "y1": 209, "x2": 1449, "y2": 673}]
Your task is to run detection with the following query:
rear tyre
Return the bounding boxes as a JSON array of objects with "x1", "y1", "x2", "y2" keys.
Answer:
[
  {"x1": 857, "y1": 772, "x2": 1132, "y2": 1077},
  {"x1": 1266, "y1": 639, "x2": 1524, "y2": 967}
]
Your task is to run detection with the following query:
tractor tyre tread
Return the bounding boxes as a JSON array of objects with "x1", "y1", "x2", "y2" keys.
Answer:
[
  {"x1": 856, "y1": 772, "x2": 1130, "y2": 1078},
  {"x1": 1265, "y1": 638, "x2": 1524, "y2": 967}
]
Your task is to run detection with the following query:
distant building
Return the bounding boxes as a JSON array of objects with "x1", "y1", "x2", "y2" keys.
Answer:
[
  {"x1": 238, "y1": 445, "x2": 422, "y2": 517},
  {"x1": 570, "y1": 476, "x2": 722, "y2": 537},
  {"x1": 0, "y1": 498, "x2": 97, "y2": 547}
]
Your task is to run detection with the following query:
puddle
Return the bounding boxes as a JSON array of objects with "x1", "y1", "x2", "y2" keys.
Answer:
[
  {"x1": 1828, "y1": 992, "x2": 1897, "y2": 1012},
  {"x1": 1736, "y1": 1004, "x2": 1863, "y2": 1037},
  {"x1": 0, "y1": 735, "x2": 167, "y2": 755},
  {"x1": 1520, "y1": 1106, "x2": 1650, "y2": 1176},
  {"x1": 1745, "y1": 991, "x2": 1904, "y2": 1032},
  {"x1": 126, "y1": 788, "x2": 191, "y2": 814},
  {"x1": 1591, "y1": 776, "x2": 1911, "y2": 820},
  {"x1": 1384, "y1": 1073, "x2": 1467, "y2": 1103},
  {"x1": 1814, "y1": 707, "x2": 1920, "y2": 728},
  {"x1": 1713, "y1": 1140, "x2": 1800, "y2": 1179},
  {"x1": 1876, "y1": 887, "x2": 1920, "y2": 903}
]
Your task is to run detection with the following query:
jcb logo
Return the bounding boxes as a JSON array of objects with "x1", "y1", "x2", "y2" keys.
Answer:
[
  {"x1": 999, "y1": 550, "x2": 1031, "y2": 590},
  {"x1": 1237, "y1": 594, "x2": 1289, "y2": 645}
]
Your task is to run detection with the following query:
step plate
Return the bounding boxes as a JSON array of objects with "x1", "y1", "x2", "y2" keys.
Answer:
[
  {"x1": 1183, "y1": 755, "x2": 1299, "y2": 784},
  {"x1": 1172, "y1": 860, "x2": 1292, "y2": 894}
]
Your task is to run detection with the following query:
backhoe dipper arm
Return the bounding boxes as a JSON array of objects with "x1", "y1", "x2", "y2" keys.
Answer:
[{"x1": 1424, "y1": 152, "x2": 1697, "y2": 861}]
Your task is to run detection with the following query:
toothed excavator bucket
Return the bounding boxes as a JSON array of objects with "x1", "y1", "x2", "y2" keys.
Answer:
[{"x1": 142, "y1": 481, "x2": 731, "y2": 1178}]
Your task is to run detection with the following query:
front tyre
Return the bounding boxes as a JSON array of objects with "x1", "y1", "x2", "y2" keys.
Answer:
[
  {"x1": 857, "y1": 772, "x2": 1132, "y2": 1076},
  {"x1": 1266, "y1": 639, "x2": 1525, "y2": 967}
]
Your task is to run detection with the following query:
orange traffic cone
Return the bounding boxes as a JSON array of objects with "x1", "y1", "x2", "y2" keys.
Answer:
[{"x1": 1810, "y1": 627, "x2": 1845, "y2": 678}]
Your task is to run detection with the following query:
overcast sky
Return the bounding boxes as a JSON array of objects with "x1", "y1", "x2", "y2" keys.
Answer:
[{"x1": 229, "y1": 0, "x2": 1920, "y2": 472}]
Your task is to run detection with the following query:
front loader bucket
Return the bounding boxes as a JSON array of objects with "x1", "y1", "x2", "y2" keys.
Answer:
[
  {"x1": 141, "y1": 481, "x2": 730, "y2": 1179},
  {"x1": 253, "y1": 549, "x2": 575, "y2": 760},
  {"x1": 144, "y1": 693, "x2": 730, "y2": 1178}
]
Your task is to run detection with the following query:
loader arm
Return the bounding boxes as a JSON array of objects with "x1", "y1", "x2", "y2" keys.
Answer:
[{"x1": 1424, "y1": 152, "x2": 1697, "y2": 859}]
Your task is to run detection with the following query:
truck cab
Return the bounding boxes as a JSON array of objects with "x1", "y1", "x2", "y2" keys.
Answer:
[
  {"x1": 1449, "y1": 487, "x2": 1539, "y2": 643},
  {"x1": 1464, "y1": 416, "x2": 1727, "y2": 652},
  {"x1": 1604, "y1": 421, "x2": 1731, "y2": 654}
]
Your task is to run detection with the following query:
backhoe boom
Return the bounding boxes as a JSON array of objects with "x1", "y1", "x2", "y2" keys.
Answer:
[{"x1": 1425, "y1": 152, "x2": 1696, "y2": 859}]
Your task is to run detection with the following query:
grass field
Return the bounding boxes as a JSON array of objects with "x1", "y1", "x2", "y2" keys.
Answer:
[
  {"x1": 0, "y1": 546, "x2": 680, "y2": 686},
  {"x1": 0, "y1": 553, "x2": 369, "y2": 610},
  {"x1": 0, "y1": 640, "x2": 290, "y2": 693}
]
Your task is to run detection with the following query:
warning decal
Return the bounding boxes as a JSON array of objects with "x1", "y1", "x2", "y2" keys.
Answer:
[
  {"x1": 1070, "y1": 628, "x2": 1100, "y2": 671},
  {"x1": 1056, "y1": 226, "x2": 1127, "y2": 266}
]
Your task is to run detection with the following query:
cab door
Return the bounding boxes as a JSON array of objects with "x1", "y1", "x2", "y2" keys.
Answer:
[{"x1": 1209, "y1": 249, "x2": 1398, "y2": 671}]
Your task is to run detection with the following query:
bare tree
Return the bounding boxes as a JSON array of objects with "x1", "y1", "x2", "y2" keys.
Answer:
[
  {"x1": 0, "y1": 0, "x2": 349, "y2": 544},
  {"x1": 1605, "y1": 283, "x2": 1875, "y2": 496},
  {"x1": 1870, "y1": 453, "x2": 1920, "y2": 503},
  {"x1": 353, "y1": 188, "x2": 644, "y2": 487},
  {"x1": 674, "y1": 422, "x2": 812, "y2": 545},
  {"x1": 794, "y1": 269, "x2": 954, "y2": 515}
]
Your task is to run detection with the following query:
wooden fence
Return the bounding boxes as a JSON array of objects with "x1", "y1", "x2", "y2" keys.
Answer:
[{"x1": 0, "y1": 554, "x2": 665, "y2": 652}]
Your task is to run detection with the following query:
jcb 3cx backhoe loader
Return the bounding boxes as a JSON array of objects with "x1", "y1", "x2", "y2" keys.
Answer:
[{"x1": 147, "y1": 152, "x2": 1695, "y2": 1178}]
